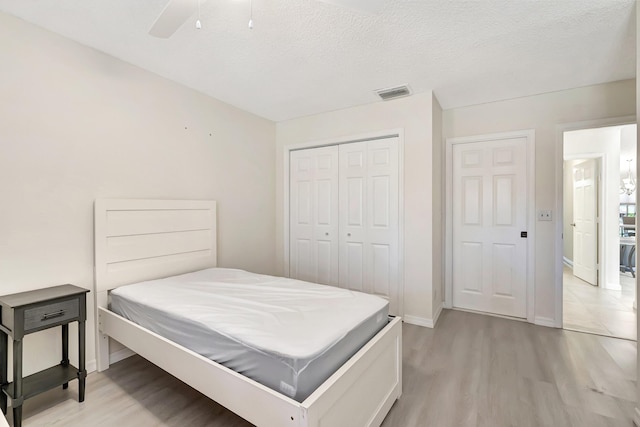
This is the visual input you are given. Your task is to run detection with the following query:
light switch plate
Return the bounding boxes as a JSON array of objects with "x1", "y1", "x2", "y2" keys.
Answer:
[{"x1": 537, "y1": 210, "x2": 552, "y2": 221}]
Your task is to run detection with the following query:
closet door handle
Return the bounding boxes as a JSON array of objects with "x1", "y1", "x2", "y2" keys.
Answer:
[
  {"x1": 347, "y1": 233, "x2": 351, "y2": 237},
  {"x1": 325, "y1": 232, "x2": 329, "y2": 236}
]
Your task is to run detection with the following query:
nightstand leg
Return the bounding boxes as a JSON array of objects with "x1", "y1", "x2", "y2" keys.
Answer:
[
  {"x1": 12, "y1": 339, "x2": 22, "y2": 427},
  {"x1": 61, "y1": 324, "x2": 69, "y2": 390},
  {"x1": 0, "y1": 331, "x2": 6, "y2": 414},
  {"x1": 78, "y1": 320, "x2": 86, "y2": 402}
]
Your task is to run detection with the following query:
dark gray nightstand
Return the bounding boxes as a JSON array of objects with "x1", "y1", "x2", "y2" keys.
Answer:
[{"x1": 0, "y1": 285, "x2": 88, "y2": 427}]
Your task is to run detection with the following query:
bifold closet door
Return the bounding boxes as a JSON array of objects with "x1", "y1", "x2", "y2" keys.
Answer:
[
  {"x1": 339, "y1": 138, "x2": 399, "y2": 314},
  {"x1": 289, "y1": 146, "x2": 340, "y2": 286}
]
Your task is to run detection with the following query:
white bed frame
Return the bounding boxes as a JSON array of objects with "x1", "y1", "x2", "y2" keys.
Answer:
[{"x1": 94, "y1": 199, "x2": 402, "y2": 427}]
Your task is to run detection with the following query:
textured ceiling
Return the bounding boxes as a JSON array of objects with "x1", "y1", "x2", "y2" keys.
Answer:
[{"x1": 0, "y1": 0, "x2": 635, "y2": 121}]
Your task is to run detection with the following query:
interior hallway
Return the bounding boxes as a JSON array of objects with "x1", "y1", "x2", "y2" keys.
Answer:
[{"x1": 563, "y1": 266, "x2": 636, "y2": 341}]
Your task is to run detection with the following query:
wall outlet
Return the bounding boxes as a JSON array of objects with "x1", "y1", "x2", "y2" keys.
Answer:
[{"x1": 537, "y1": 210, "x2": 552, "y2": 221}]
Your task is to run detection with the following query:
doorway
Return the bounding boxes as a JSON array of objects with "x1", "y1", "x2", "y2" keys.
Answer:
[{"x1": 561, "y1": 124, "x2": 637, "y2": 340}]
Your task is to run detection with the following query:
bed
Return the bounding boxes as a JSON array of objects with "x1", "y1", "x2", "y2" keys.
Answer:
[{"x1": 94, "y1": 199, "x2": 402, "y2": 427}]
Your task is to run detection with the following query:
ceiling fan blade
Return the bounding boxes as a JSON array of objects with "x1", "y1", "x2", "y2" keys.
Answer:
[
  {"x1": 315, "y1": 0, "x2": 386, "y2": 14},
  {"x1": 149, "y1": 0, "x2": 202, "y2": 38}
]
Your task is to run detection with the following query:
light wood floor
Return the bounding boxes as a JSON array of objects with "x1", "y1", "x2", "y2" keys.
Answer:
[
  {"x1": 563, "y1": 266, "x2": 636, "y2": 340},
  {"x1": 6, "y1": 310, "x2": 637, "y2": 426}
]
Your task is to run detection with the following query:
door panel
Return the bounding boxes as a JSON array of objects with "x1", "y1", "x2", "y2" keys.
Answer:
[
  {"x1": 460, "y1": 242, "x2": 483, "y2": 293},
  {"x1": 346, "y1": 242, "x2": 364, "y2": 291},
  {"x1": 572, "y1": 159, "x2": 598, "y2": 285},
  {"x1": 291, "y1": 137, "x2": 400, "y2": 314},
  {"x1": 339, "y1": 138, "x2": 399, "y2": 313},
  {"x1": 452, "y1": 137, "x2": 528, "y2": 318},
  {"x1": 290, "y1": 146, "x2": 339, "y2": 286},
  {"x1": 294, "y1": 239, "x2": 313, "y2": 283},
  {"x1": 462, "y1": 176, "x2": 482, "y2": 225},
  {"x1": 372, "y1": 244, "x2": 391, "y2": 296}
]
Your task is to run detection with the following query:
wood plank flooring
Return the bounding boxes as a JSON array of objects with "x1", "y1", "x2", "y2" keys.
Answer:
[
  {"x1": 563, "y1": 266, "x2": 636, "y2": 340},
  {"x1": 5, "y1": 310, "x2": 637, "y2": 426}
]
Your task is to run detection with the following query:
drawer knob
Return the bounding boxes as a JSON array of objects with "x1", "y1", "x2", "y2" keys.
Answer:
[{"x1": 42, "y1": 310, "x2": 66, "y2": 321}]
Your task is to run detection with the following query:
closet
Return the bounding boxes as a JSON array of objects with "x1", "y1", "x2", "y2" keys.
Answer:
[{"x1": 289, "y1": 137, "x2": 400, "y2": 314}]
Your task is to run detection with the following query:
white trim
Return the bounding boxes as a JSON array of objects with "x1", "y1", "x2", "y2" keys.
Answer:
[
  {"x1": 554, "y1": 115, "x2": 636, "y2": 328},
  {"x1": 110, "y1": 347, "x2": 136, "y2": 365},
  {"x1": 634, "y1": 407, "x2": 640, "y2": 426},
  {"x1": 534, "y1": 316, "x2": 557, "y2": 328},
  {"x1": 445, "y1": 129, "x2": 536, "y2": 323},
  {"x1": 283, "y1": 128, "x2": 406, "y2": 317},
  {"x1": 562, "y1": 257, "x2": 573, "y2": 268},
  {"x1": 403, "y1": 315, "x2": 436, "y2": 328}
]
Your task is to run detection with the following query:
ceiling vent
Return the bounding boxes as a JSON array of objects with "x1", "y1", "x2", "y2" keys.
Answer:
[{"x1": 375, "y1": 84, "x2": 412, "y2": 101}]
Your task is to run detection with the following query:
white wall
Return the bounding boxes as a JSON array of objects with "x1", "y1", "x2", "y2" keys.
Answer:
[
  {"x1": 0, "y1": 12, "x2": 276, "y2": 376},
  {"x1": 564, "y1": 127, "x2": 622, "y2": 290},
  {"x1": 276, "y1": 92, "x2": 442, "y2": 326},
  {"x1": 443, "y1": 79, "x2": 635, "y2": 324},
  {"x1": 431, "y1": 95, "x2": 444, "y2": 319}
]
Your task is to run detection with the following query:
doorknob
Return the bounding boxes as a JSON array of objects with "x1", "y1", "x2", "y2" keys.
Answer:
[
  {"x1": 347, "y1": 233, "x2": 351, "y2": 237},
  {"x1": 570, "y1": 223, "x2": 576, "y2": 227},
  {"x1": 325, "y1": 232, "x2": 329, "y2": 236}
]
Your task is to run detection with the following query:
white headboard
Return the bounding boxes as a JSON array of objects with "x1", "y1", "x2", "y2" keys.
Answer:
[{"x1": 94, "y1": 199, "x2": 217, "y2": 293}]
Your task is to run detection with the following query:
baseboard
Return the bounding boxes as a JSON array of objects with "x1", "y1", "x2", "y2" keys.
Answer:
[
  {"x1": 634, "y1": 407, "x2": 640, "y2": 426},
  {"x1": 86, "y1": 359, "x2": 97, "y2": 374},
  {"x1": 604, "y1": 282, "x2": 622, "y2": 291},
  {"x1": 562, "y1": 257, "x2": 573, "y2": 268},
  {"x1": 110, "y1": 347, "x2": 136, "y2": 364},
  {"x1": 432, "y1": 303, "x2": 443, "y2": 327},
  {"x1": 534, "y1": 316, "x2": 557, "y2": 328},
  {"x1": 403, "y1": 314, "x2": 436, "y2": 328}
]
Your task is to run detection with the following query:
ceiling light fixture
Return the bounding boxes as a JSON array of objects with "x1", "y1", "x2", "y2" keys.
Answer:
[{"x1": 620, "y1": 159, "x2": 636, "y2": 195}]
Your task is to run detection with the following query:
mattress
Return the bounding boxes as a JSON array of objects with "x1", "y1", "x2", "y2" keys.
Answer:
[{"x1": 110, "y1": 268, "x2": 389, "y2": 402}]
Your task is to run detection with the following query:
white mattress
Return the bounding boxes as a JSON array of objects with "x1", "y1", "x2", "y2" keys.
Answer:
[{"x1": 110, "y1": 268, "x2": 389, "y2": 401}]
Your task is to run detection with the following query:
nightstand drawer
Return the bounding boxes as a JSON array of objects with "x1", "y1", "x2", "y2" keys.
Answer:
[{"x1": 24, "y1": 299, "x2": 79, "y2": 332}]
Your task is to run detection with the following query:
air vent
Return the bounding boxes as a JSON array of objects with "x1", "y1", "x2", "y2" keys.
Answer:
[{"x1": 375, "y1": 85, "x2": 412, "y2": 101}]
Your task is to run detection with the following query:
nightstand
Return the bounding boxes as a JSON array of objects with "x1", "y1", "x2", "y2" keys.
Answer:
[{"x1": 0, "y1": 285, "x2": 88, "y2": 427}]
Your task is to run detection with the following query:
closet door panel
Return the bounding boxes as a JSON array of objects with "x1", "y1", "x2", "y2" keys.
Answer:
[
  {"x1": 339, "y1": 142, "x2": 367, "y2": 290},
  {"x1": 313, "y1": 147, "x2": 340, "y2": 286},
  {"x1": 345, "y1": 242, "x2": 365, "y2": 292},
  {"x1": 292, "y1": 137, "x2": 399, "y2": 314},
  {"x1": 290, "y1": 150, "x2": 315, "y2": 282},
  {"x1": 290, "y1": 146, "x2": 339, "y2": 286},
  {"x1": 366, "y1": 139, "x2": 399, "y2": 312}
]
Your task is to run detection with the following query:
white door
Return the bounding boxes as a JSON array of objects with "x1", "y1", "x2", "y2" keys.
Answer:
[
  {"x1": 339, "y1": 138, "x2": 399, "y2": 314},
  {"x1": 452, "y1": 137, "x2": 528, "y2": 318},
  {"x1": 289, "y1": 146, "x2": 339, "y2": 286},
  {"x1": 572, "y1": 159, "x2": 598, "y2": 285}
]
